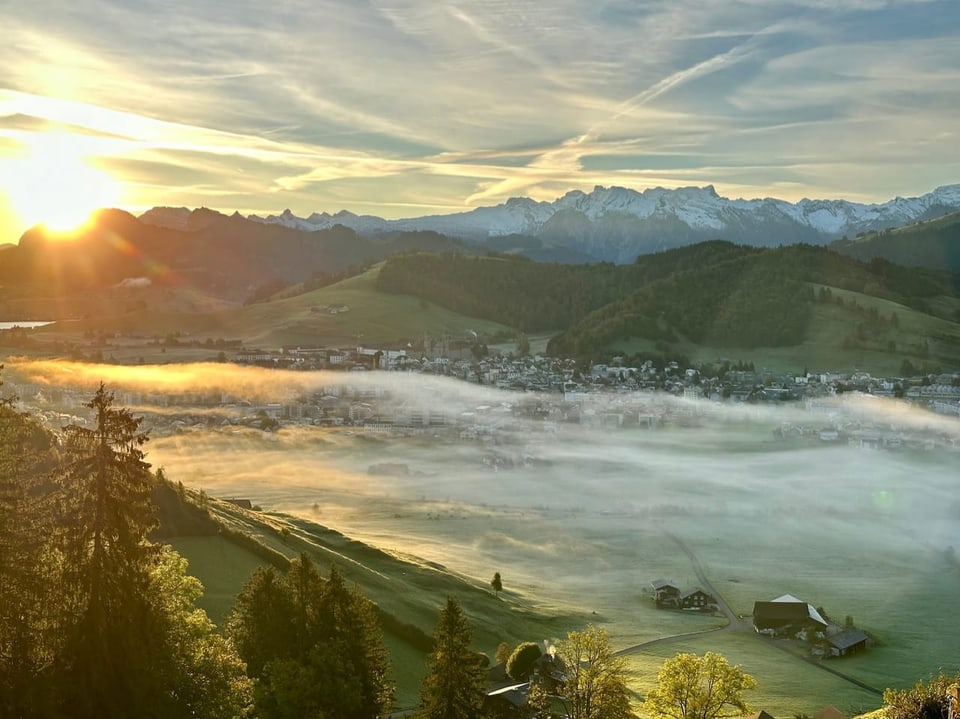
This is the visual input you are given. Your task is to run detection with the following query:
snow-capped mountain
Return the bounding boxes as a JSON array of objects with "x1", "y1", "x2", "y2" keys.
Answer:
[{"x1": 145, "y1": 184, "x2": 960, "y2": 263}]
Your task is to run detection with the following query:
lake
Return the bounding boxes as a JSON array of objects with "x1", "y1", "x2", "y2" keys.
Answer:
[{"x1": 0, "y1": 321, "x2": 54, "y2": 330}]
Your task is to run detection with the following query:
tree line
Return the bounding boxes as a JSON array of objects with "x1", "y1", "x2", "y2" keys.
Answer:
[{"x1": 375, "y1": 242, "x2": 958, "y2": 358}]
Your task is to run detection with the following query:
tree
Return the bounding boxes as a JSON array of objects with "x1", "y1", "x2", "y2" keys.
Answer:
[
  {"x1": 0, "y1": 401, "x2": 59, "y2": 715},
  {"x1": 227, "y1": 555, "x2": 393, "y2": 719},
  {"x1": 495, "y1": 641, "x2": 512, "y2": 665},
  {"x1": 644, "y1": 652, "x2": 756, "y2": 719},
  {"x1": 51, "y1": 385, "x2": 252, "y2": 718},
  {"x1": 146, "y1": 547, "x2": 254, "y2": 718},
  {"x1": 883, "y1": 671, "x2": 960, "y2": 719},
  {"x1": 555, "y1": 625, "x2": 634, "y2": 719},
  {"x1": 506, "y1": 641, "x2": 542, "y2": 680},
  {"x1": 417, "y1": 597, "x2": 487, "y2": 719},
  {"x1": 528, "y1": 675, "x2": 555, "y2": 719},
  {"x1": 491, "y1": 571, "x2": 503, "y2": 597},
  {"x1": 56, "y1": 384, "x2": 160, "y2": 718},
  {"x1": 516, "y1": 332, "x2": 531, "y2": 356}
]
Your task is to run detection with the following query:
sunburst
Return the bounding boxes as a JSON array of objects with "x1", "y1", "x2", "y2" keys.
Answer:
[{"x1": 3, "y1": 133, "x2": 121, "y2": 234}]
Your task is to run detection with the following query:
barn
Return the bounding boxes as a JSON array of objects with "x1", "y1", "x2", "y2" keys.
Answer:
[
  {"x1": 827, "y1": 629, "x2": 869, "y2": 657},
  {"x1": 753, "y1": 594, "x2": 828, "y2": 635}
]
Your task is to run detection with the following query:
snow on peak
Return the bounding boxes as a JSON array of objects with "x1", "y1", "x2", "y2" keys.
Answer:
[{"x1": 213, "y1": 181, "x2": 960, "y2": 249}]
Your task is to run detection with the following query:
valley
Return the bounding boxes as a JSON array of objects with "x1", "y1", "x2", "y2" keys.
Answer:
[{"x1": 6, "y1": 359, "x2": 958, "y2": 714}]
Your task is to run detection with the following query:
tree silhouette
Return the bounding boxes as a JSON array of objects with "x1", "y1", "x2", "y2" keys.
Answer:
[
  {"x1": 57, "y1": 384, "x2": 158, "y2": 717},
  {"x1": 491, "y1": 571, "x2": 503, "y2": 597},
  {"x1": 417, "y1": 597, "x2": 487, "y2": 719}
]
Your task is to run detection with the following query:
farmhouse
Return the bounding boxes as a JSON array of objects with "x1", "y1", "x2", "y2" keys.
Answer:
[
  {"x1": 678, "y1": 588, "x2": 717, "y2": 610},
  {"x1": 651, "y1": 579, "x2": 681, "y2": 606},
  {"x1": 753, "y1": 594, "x2": 828, "y2": 635},
  {"x1": 651, "y1": 580, "x2": 716, "y2": 611}
]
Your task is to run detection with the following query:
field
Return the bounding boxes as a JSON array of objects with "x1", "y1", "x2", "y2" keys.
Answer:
[
  {"x1": 139, "y1": 377, "x2": 960, "y2": 714},
  {"x1": 24, "y1": 265, "x2": 513, "y2": 357},
  {"x1": 612, "y1": 283, "x2": 960, "y2": 374}
]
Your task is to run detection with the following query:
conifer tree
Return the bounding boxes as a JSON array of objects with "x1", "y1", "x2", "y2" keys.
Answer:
[
  {"x1": 228, "y1": 555, "x2": 393, "y2": 719},
  {"x1": 55, "y1": 384, "x2": 159, "y2": 717},
  {"x1": 417, "y1": 597, "x2": 487, "y2": 719}
]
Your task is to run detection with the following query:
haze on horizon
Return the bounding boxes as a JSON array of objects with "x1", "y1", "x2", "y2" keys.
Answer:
[{"x1": 2, "y1": 0, "x2": 959, "y2": 243}]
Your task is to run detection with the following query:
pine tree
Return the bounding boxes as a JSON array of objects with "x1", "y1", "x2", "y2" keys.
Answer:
[
  {"x1": 56, "y1": 384, "x2": 159, "y2": 718},
  {"x1": 418, "y1": 597, "x2": 487, "y2": 719},
  {"x1": 228, "y1": 555, "x2": 393, "y2": 719}
]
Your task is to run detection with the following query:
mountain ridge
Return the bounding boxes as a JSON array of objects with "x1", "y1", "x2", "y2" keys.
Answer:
[{"x1": 139, "y1": 183, "x2": 960, "y2": 263}]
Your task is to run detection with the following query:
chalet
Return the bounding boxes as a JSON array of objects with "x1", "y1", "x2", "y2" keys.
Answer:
[
  {"x1": 827, "y1": 628, "x2": 869, "y2": 657},
  {"x1": 651, "y1": 579, "x2": 681, "y2": 606},
  {"x1": 753, "y1": 594, "x2": 828, "y2": 635},
  {"x1": 483, "y1": 682, "x2": 528, "y2": 715},
  {"x1": 224, "y1": 498, "x2": 253, "y2": 510},
  {"x1": 679, "y1": 588, "x2": 717, "y2": 611},
  {"x1": 744, "y1": 711, "x2": 776, "y2": 719}
]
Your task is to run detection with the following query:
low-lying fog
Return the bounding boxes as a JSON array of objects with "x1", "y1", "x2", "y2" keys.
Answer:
[{"x1": 10, "y1": 360, "x2": 960, "y2": 684}]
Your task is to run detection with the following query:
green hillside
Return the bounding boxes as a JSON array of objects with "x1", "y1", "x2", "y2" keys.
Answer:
[
  {"x1": 28, "y1": 265, "x2": 513, "y2": 354},
  {"x1": 16, "y1": 241, "x2": 960, "y2": 372},
  {"x1": 154, "y1": 482, "x2": 580, "y2": 709},
  {"x1": 376, "y1": 244, "x2": 960, "y2": 372},
  {"x1": 215, "y1": 265, "x2": 512, "y2": 347}
]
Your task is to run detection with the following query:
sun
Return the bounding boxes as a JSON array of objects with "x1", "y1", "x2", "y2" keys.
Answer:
[{"x1": 3, "y1": 133, "x2": 121, "y2": 234}]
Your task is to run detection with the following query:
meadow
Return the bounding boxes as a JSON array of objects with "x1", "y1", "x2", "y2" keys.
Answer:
[
  {"x1": 8, "y1": 355, "x2": 958, "y2": 712},
  {"x1": 131, "y1": 374, "x2": 960, "y2": 714}
]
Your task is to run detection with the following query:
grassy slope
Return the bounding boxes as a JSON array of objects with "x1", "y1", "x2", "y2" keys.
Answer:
[
  {"x1": 19, "y1": 253, "x2": 959, "y2": 373},
  {"x1": 610, "y1": 283, "x2": 960, "y2": 374},
  {"x1": 30, "y1": 265, "x2": 513, "y2": 352},
  {"x1": 166, "y1": 494, "x2": 582, "y2": 710},
  {"x1": 214, "y1": 265, "x2": 512, "y2": 347}
]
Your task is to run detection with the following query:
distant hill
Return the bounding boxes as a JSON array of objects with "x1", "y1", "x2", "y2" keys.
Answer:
[
  {"x1": 831, "y1": 212, "x2": 960, "y2": 273},
  {"x1": 0, "y1": 210, "x2": 467, "y2": 304},
  {"x1": 376, "y1": 243, "x2": 960, "y2": 370}
]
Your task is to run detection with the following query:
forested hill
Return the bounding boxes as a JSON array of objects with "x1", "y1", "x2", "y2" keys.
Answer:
[
  {"x1": 376, "y1": 241, "x2": 753, "y2": 333},
  {"x1": 375, "y1": 243, "x2": 960, "y2": 358},
  {"x1": 830, "y1": 211, "x2": 960, "y2": 273}
]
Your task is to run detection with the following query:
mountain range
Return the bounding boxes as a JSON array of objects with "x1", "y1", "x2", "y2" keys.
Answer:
[{"x1": 141, "y1": 184, "x2": 960, "y2": 263}]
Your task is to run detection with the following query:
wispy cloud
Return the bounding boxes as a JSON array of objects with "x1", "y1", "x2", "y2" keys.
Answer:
[{"x1": 1, "y1": 0, "x2": 958, "y2": 239}]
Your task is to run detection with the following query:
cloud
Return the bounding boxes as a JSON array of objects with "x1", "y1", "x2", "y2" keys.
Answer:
[{"x1": 1, "y1": 0, "x2": 958, "y2": 238}]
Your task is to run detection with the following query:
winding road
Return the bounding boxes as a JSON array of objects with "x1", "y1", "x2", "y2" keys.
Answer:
[{"x1": 615, "y1": 530, "x2": 882, "y2": 697}]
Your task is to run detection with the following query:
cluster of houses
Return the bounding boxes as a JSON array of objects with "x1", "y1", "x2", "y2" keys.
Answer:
[
  {"x1": 649, "y1": 580, "x2": 871, "y2": 660},
  {"x1": 752, "y1": 594, "x2": 870, "y2": 658},
  {"x1": 651, "y1": 579, "x2": 718, "y2": 612},
  {"x1": 232, "y1": 343, "x2": 960, "y2": 414}
]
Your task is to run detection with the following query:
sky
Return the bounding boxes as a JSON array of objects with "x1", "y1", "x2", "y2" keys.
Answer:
[{"x1": 1, "y1": 0, "x2": 959, "y2": 242}]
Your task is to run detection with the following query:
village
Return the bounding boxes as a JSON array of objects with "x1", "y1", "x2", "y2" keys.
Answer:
[{"x1": 5, "y1": 341, "x2": 959, "y2": 455}]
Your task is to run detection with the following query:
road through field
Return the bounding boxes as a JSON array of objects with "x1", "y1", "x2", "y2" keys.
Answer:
[{"x1": 616, "y1": 531, "x2": 882, "y2": 697}]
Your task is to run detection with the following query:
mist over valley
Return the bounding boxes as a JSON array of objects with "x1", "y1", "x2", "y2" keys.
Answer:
[{"x1": 7, "y1": 359, "x2": 959, "y2": 713}]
